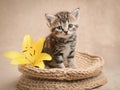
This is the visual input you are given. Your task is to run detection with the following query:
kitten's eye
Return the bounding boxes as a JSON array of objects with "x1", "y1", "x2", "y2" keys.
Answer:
[
  {"x1": 68, "y1": 24, "x2": 73, "y2": 28},
  {"x1": 56, "y1": 26, "x2": 63, "y2": 30}
]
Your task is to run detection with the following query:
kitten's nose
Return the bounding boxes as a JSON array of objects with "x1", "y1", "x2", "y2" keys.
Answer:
[{"x1": 64, "y1": 31, "x2": 68, "y2": 34}]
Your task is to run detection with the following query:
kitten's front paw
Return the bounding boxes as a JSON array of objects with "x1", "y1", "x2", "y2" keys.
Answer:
[
  {"x1": 68, "y1": 59, "x2": 77, "y2": 69},
  {"x1": 57, "y1": 63, "x2": 65, "y2": 68},
  {"x1": 68, "y1": 64, "x2": 77, "y2": 69}
]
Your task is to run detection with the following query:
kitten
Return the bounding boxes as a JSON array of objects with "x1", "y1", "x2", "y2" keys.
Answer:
[{"x1": 43, "y1": 8, "x2": 80, "y2": 68}]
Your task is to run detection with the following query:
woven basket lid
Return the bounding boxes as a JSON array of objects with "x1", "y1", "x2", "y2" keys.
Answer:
[{"x1": 18, "y1": 52, "x2": 104, "y2": 81}]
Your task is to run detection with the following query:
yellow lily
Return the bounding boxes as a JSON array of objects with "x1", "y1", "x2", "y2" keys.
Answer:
[{"x1": 4, "y1": 35, "x2": 52, "y2": 69}]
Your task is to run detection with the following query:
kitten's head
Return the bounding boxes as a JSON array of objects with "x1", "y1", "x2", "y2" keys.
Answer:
[{"x1": 45, "y1": 8, "x2": 80, "y2": 38}]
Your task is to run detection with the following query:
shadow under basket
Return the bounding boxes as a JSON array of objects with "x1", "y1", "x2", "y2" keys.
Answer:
[{"x1": 17, "y1": 52, "x2": 107, "y2": 90}]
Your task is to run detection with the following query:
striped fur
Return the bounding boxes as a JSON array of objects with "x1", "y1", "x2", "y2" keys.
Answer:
[{"x1": 43, "y1": 8, "x2": 79, "y2": 68}]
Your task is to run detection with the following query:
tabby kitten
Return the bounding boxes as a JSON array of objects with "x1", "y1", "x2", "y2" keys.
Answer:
[{"x1": 43, "y1": 8, "x2": 80, "y2": 68}]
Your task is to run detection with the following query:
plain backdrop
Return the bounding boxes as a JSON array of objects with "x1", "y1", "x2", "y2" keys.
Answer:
[{"x1": 0, "y1": 0, "x2": 120, "y2": 90}]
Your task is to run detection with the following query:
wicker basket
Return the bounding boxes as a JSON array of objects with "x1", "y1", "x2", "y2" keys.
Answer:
[{"x1": 17, "y1": 52, "x2": 107, "y2": 90}]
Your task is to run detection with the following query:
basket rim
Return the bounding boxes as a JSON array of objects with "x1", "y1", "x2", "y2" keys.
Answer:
[{"x1": 18, "y1": 52, "x2": 104, "y2": 80}]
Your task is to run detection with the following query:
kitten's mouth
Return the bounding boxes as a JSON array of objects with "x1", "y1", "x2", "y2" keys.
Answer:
[{"x1": 63, "y1": 34, "x2": 71, "y2": 37}]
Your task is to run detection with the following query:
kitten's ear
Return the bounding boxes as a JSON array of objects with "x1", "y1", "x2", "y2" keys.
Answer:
[
  {"x1": 70, "y1": 8, "x2": 80, "y2": 20},
  {"x1": 45, "y1": 14, "x2": 56, "y2": 26}
]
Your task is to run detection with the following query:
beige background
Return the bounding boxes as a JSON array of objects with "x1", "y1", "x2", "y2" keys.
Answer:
[{"x1": 0, "y1": 0, "x2": 120, "y2": 90}]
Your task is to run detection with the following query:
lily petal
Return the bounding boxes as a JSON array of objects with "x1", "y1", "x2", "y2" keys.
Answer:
[
  {"x1": 4, "y1": 51, "x2": 24, "y2": 59},
  {"x1": 35, "y1": 38, "x2": 45, "y2": 53},
  {"x1": 34, "y1": 61, "x2": 45, "y2": 69},
  {"x1": 10, "y1": 56, "x2": 30, "y2": 65},
  {"x1": 22, "y1": 35, "x2": 34, "y2": 51},
  {"x1": 39, "y1": 53, "x2": 52, "y2": 61}
]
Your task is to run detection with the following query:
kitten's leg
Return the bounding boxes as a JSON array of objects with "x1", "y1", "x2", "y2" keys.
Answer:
[
  {"x1": 56, "y1": 55, "x2": 65, "y2": 68},
  {"x1": 67, "y1": 51, "x2": 76, "y2": 68},
  {"x1": 68, "y1": 57, "x2": 76, "y2": 69}
]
